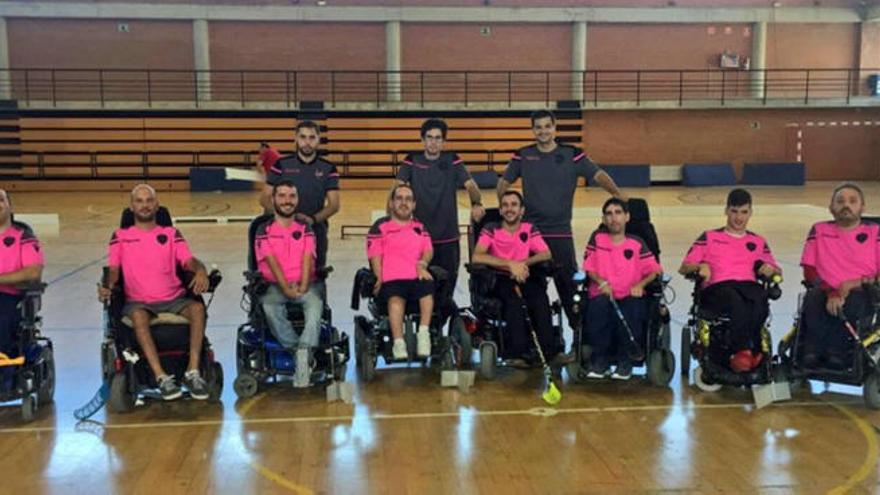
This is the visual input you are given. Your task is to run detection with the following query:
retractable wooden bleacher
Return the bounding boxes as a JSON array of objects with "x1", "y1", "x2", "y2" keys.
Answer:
[{"x1": 3, "y1": 110, "x2": 583, "y2": 190}]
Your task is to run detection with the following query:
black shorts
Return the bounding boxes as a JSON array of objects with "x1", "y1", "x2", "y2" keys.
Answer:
[{"x1": 380, "y1": 279, "x2": 433, "y2": 302}]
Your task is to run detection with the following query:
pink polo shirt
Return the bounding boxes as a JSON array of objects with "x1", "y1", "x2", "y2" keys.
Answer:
[
  {"x1": 0, "y1": 223, "x2": 44, "y2": 296},
  {"x1": 682, "y1": 228, "x2": 779, "y2": 287},
  {"x1": 254, "y1": 219, "x2": 316, "y2": 284},
  {"x1": 108, "y1": 225, "x2": 194, "y2": 303},
  {"x1": 801, "y1": 220, "x2": 880, "y2": 290},
  {"x1": 583, "y1": 231, "x2": 662, "y2": 299},
  {"x1": 476, "y1": 221, "x2": 549, "y2": 263},
  {"x1": 366, "y1": 217, "x2": 433, "y2": 283}
]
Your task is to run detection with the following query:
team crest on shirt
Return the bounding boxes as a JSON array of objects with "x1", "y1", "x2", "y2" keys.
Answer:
[
  {"x1": 414, "y1": 227, "x2": 422, "y2": 235},
  {"x1": 623, "y1": 249, "x2": 634, "y2": 259},
  {"x1": 746, "y1": 242, "x2": 757, "y2": 251},
  {"x1": 156, "y1": 234, "x2": 168, "y2": 245},
  {"x1": 519, "y1": 232, "x2": 529, "y2": 243},
  {"x1": 857, "y1": 233, "x2": 869, "y2": 243},
  {"x1": 292, "y1": 231, "x2": 302, "y2": 240},
  {"x1": 315, "y1": 170, "x2": 324, "y2": 178},
  {"x1": 3, "y1": 236, "x2": 13, "y2": 247}
]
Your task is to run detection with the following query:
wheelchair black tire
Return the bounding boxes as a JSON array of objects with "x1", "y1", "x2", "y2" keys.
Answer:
[
  {"x1": 109, "y1": 373, "x2": 135, "y2": 413},
  {"x1": 452, "y1": 317, "x2": 473, "y2": 367},
  {"x1": 207, "y1": 362, "x2": 224, "y2": 402},
  {"x1": 233, "y1": 372, "x2": 259, "y2": 399},
  {"x1": 479, "y1": 342, "x2": 497, "y2": 380},
  {"x1": 864, "y1": 372, "x2": 880, "y2": 409},
  {"x1": 680, "y1": 326, "x2": 691, "y2": 377},
  {"x1": 37, "y1": 347, "x2": 55, "y2": 406},
  {"x1": 21, "y1": 393, "x2": 36, "y2": 423},
  {"x1": 647, "y1": 349, "x2": 675, "y2": 387}
]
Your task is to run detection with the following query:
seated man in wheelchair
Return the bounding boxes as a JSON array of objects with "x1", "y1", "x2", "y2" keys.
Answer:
[
  {"x1": 679, "y1": 188, "x2": 782, "y2": 373},
  {"x1": 798, "y1": 182, "x2": 880, "y2": 370},
  {"x1": 367, "y1": 184, "x2": 436, "y2": 359},
  {"x1": 0, "y1": 189, "x2": 44, "y2": 362},
  {"x1": 471, "y1": 190, "x2": 555, "y2": 367},
  {"x1": 254, "y1": 180, "x2": 323, "y2": 387},
  {"x1": 582, "y1": 198, "x2": 662, "y2": 380},
  {"x1": 97, "y1": 184, "x2": 213, "y2": 401}
]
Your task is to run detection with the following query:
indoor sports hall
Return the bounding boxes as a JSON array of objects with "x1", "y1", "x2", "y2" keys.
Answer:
[{"x1": 1, "y1": 1, "x2": 880, "y2": 494}]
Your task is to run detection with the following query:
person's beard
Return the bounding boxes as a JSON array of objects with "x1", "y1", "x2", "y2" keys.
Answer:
[
  {"x1": 275, "y1": 203, "x2": 296, "y2": 218},
  {"x1": 135, "y1": 210, "x2": 155, "y2": 223}
]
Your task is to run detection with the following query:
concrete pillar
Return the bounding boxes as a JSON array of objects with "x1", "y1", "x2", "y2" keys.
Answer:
[
  {"x1": 385, "y1": 21, "x2": 401, "y2": 103},
  {"x1": 750, "y1": 21, "x2": 767, "y2": 99},
  {"x1": 0, "y1": 18, "x2": 10, "y2": 100},
  {"x1": 571, "y1": 21, "x2": 587, "y2": 102},
  {"x1": 858, "y1": 22, "x2": 880, "y2": 97},
  {"x1": 192, "y1": 19, "x2": 211, "y2": 102}
]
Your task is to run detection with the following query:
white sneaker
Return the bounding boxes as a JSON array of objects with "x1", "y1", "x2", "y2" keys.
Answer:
[
  {"x1": 293, "y1": 348, "x2": 311, "y2": 388},
  {"x1": 392, "y1": 339, "x2": 407, "y2": 360},
  {"x1": 417, "y1": 329, "x2": 431, "y2": 357}
]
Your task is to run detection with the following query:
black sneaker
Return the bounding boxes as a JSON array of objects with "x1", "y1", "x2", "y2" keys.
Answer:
[
  {"x1": 157, "y1": 374, "x2": 182, "y2": 401},
  {"x1": 611, "y1": 363, "x2": 633, "y2": 381},
  {"x1": 183, "y1": 370, "x2": 210, "y2": 400}
]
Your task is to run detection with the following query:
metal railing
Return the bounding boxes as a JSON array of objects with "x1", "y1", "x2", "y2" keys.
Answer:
[{"x1": 1, "y1": 68, "x2": 877, "y2": 108}]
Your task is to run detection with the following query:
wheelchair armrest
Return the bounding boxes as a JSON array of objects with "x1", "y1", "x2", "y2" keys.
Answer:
[
  {"x1": 15, "y1": 281, "x2": 47, "y2": 297},
  {"x1": 465, "y1": 262, "x2": 494, "y2": 275},
  {"x1": 428, "y1": 265, "x2": 449, "y2": 282},
  {"x1": 316, "y1": 265, "x2": 334, "y2": 281},
  {"x1": 243, "y1": 270, "x2": 264, "y2": 283}
]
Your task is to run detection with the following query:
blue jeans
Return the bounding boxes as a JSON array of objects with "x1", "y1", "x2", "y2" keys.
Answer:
[{"x1": 261, "y1": 284, "x2": 323, "y2": 349}]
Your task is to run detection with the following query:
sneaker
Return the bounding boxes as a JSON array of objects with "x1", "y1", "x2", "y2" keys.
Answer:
[
  {"x1": 611, "y1": 363, "x2": 633, "y2": 381},
  {"x1": 586, "y1": 365, "x2": 609, "y2": 379},
  {"x1": 157, "y1": 374, "x2": 182, "y2": 401},
  {"x1": 293, "y1": 348, "x2": 311, "y2": 389},
  {"x1": 417, "y1": 329, "x2": 432, "y2": 357},
  {"x1": 183, "y1": 370, "x2": 209, "y2": 400},
  {"x1": 392, "y1": 338, "x2": 408, "y2": 360}
]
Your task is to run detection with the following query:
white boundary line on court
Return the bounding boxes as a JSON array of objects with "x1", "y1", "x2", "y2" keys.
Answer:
[{"x1": 0, "y1": 399, "x2": 863, "y2": 435}]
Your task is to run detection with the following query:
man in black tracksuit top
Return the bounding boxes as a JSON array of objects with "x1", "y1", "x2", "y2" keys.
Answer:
[{"x1": 497, "y1": 110, "x2": 625, "y2": 344}]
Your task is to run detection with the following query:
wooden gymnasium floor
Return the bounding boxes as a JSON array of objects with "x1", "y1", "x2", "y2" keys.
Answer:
[{"x1": 3, "y1": 183, "x2": 880, "y2": 494}]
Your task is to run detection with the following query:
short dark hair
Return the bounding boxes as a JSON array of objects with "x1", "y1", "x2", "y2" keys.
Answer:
[
  {"x1": 530, "y1": 109, "x2": 556, "y2": 127},
  {"x1": 602, "y1": 197, "x2": 628, "y2": 215},
  {"x1": 420, "y1": 118, "x2": 448, "y2": 139},
  {"x1": 501, "y1": 190, "x2": 524, "y2": 206},
  {"x1": 295, "y1": 120, "x2": 320, "y2": 134},
  {"x1": 726, "y1": 188, "x2": 752, "y2": 208},
  {"x1": 390, "y1": 183, "x2": 414, "y2": 201},
  {"x1": 272, "y1": 180, "x2": 298, "y2": 196},
  {"x1": 259, "y1": 141, "x2": 269, "y2": 148},
  {"x1": 832, "y1": 181, "x2": 865, "y2": 203}
]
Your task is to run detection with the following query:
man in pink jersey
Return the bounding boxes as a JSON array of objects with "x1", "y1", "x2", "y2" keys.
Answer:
[
  {"x1": 582, "y1": 198, "x2": 662, "y2": 379},
  {"x1": 255, "y1": 180, "x2": 322, "y2": 387},
  {"x1": 367, "y1": 184, "x2": 435, "y2": 360},
  {"x1": 679, "y1": 189, "x2": 782, "y2": 373},
  {"x1": 472, "y1": 190, "x2": 554, "y2": 366},
  {"x1": 0, "y1": 189, "x2": 44, "y2": 358},
  {"x1": 97, "y1": 184, "x2": 212, "y2": 401},
  {"x1": 799, "y1": 182, "x2": 880, "y2": 369}
]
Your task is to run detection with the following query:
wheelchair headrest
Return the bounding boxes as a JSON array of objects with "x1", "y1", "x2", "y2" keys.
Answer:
[
  {"x1": 247, "y1": 214, "x2": 275, "y2": 270},
  {"x1": 120, "y1": 206, "x2": 173, "y2": 228},
  {"x1": 627, "y1": 198, "x2": 650, "y2": 222},
  {"x1": 10, "y1": 219, "x2": 34, "y2": 234},
  {"x1": 351, "y1": 267, "x2": 378, "y2": 311}
]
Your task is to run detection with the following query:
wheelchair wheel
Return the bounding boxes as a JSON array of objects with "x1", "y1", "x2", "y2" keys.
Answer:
[
  {"x1": 354, "y1": 317, "x2": 377, "y2": 382},
  {"x1": 478, "y1": 342, "x2": 497, "y2": 380},
  {"x1": 647, "y1": 349, "x2": 675, "y2": 387},
  {"x1": 207, "y1": 362, "x2": 224, "y2": 402},
  {"x1": 233, "y1": 372, "x2": 259, "y2": 399},
  {"x1": 452, "y1": 317, "x2": 473, "y2": 367},
  {"x1": 694, "y1": 366, "x2": 722, "y2": 393},
  {"x1": 864, "y1": 372, "x2": 880, "y2": 410},
  {"x1": 21, "y1": 393, "x2": 37, "y2": 423},
  {"x1": 109, "y1": 373, "x2": 136, "y2": 413},
  {"x1": 37, "y1": 346, "x2": 55, "y2": 406},
  {"x1": 680, "y1": 327, "x2": 691, "y2": 377}
]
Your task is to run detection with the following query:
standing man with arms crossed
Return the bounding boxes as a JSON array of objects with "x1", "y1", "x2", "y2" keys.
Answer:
[
  {"x1": 261, "y1": 121, "x2": 340, "y2": 274},
  {"x1": 396, "y1": 118, "x2": 485, "y2": 323},
  {"x1": 497, "y1": 110, "x2": 625, "y2": 349}
]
